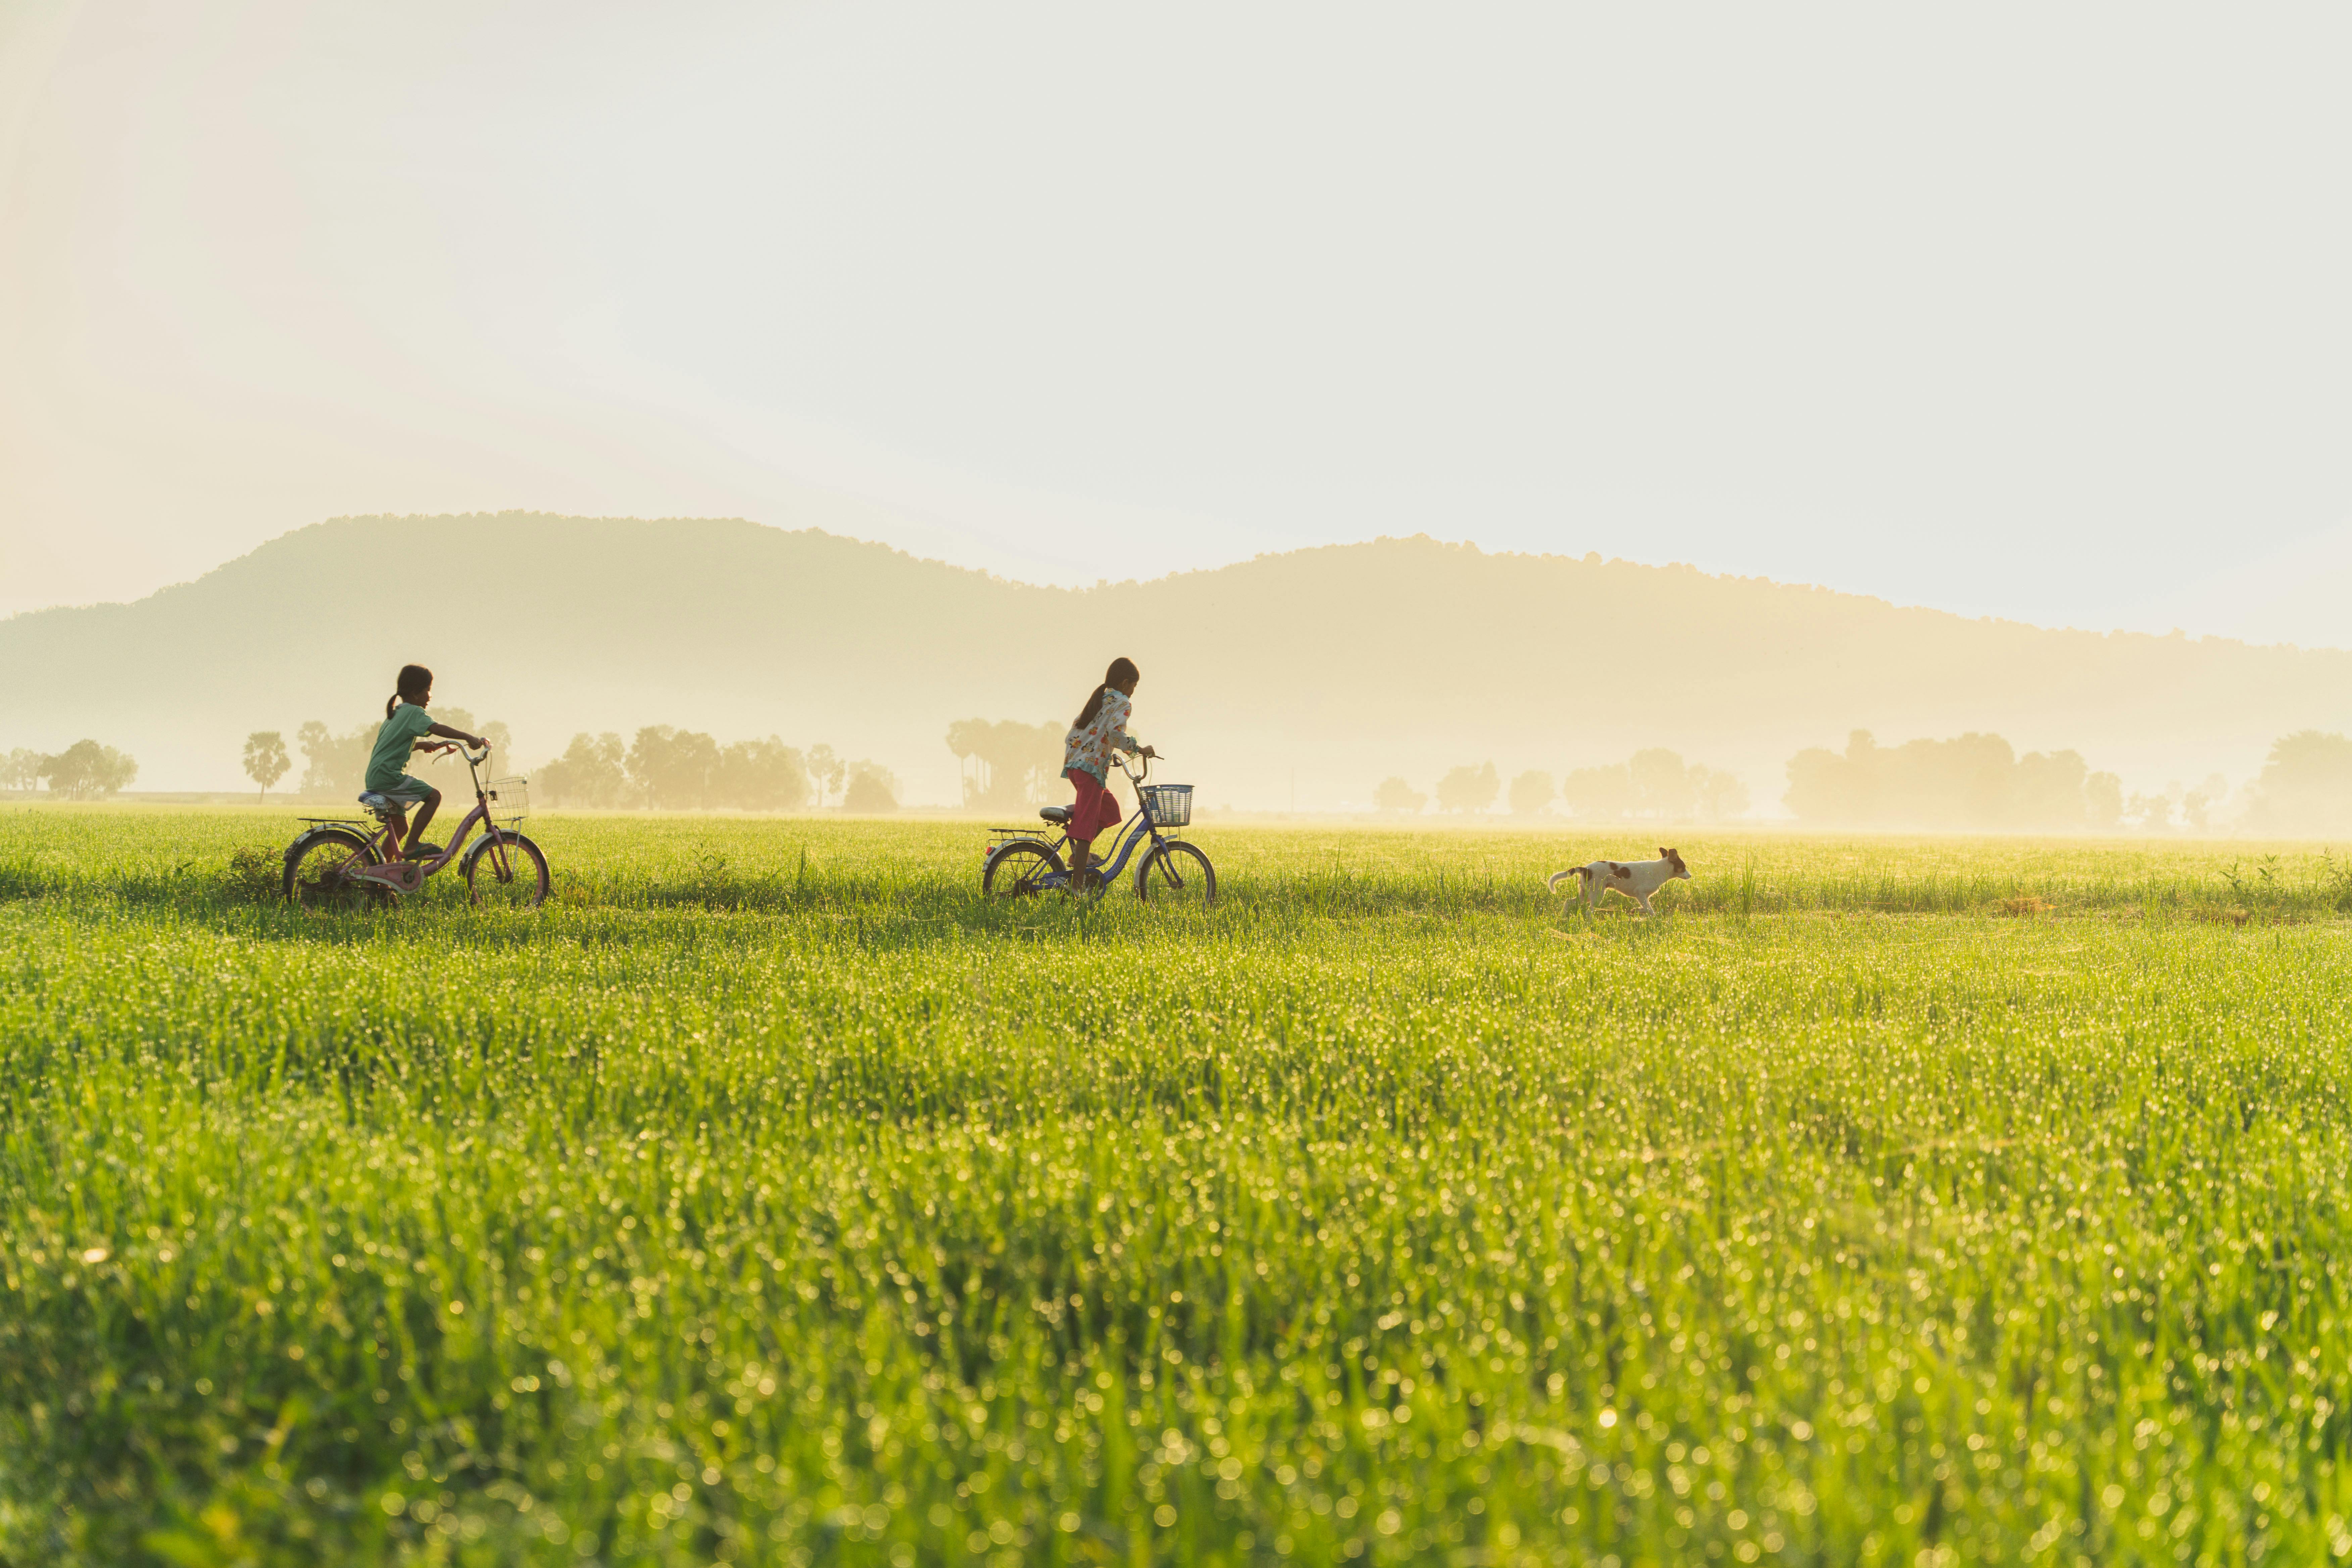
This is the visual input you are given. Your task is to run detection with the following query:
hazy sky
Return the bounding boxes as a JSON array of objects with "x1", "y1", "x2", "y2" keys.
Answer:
[{"x1": 6, "y1": 2, "x2": 2350, "y2": 639}]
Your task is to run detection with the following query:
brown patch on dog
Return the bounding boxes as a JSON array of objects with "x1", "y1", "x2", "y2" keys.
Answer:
[
  {"x1": 1661, "y1": 847, "x2": 1687, "y2": 874},
  {"x1": 1611, "y1": 863, "x2": 1631, "y2": 879}
]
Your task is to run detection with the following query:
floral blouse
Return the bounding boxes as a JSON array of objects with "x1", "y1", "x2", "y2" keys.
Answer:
[{"x1": 1064, "y1": 689, "x2": 1142, "y2": 783}]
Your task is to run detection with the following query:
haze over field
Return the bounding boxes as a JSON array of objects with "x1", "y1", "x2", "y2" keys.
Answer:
[
  {"x1": 7, "y1": 6, "x2": 2352, "y2": 818},
  {"x1": 6, "y1": 4, "x2": 2352, "y2": 641},
  {"x1": 7, "y1": 513, "x2": 2352, "y2": 812}
]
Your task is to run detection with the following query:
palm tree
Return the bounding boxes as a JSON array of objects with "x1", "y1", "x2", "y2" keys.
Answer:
[{"x1": 242, "y1": 731, "x2": 290, "y2": 802}]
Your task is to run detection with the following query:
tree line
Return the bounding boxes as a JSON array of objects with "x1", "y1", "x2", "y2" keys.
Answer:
[
  {"x1": 945, "y1": 719, "x2": 1064, "y2": 813},
  {"x1": 2239, "y1": 731, "x2": 2352, "y2": 835},
  {"x1": 1785, "y1": 727, "x2": 2352, "y2": 832},
  {"x1": 240, "y1": 714, "x2": 900, "y2": 812},
  {"x1": 1364, "y1": 726, "x2": 2352, "y2": 832},
  {"x1": 1372, "y1": 751, "x2": 1751, "y2": 820},
  {"x1": 18, "y1": 714, "x2": 2352, "y2": 831},
  {"x1": 0, "y1": 741, "x2": 139, "y2": 799},
  {"x1": 536, "y1": 731, "x2": 899, "y2": 812},
  {"x1": 267, "y1": 709, "x2": 517, "y2": 800},
  {"x1": 1783, "y1": 730, "x2": 2123, "y2": 829}
]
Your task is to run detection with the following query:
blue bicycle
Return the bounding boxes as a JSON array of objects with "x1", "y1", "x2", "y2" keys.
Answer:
[{"x1": 980, "y1": 751, "x2": 1217, "y2": 905}]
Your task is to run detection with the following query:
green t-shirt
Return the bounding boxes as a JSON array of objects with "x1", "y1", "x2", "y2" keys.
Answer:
[{"x1": 365, "y1": 704, "x2": 438, "y2": 791}]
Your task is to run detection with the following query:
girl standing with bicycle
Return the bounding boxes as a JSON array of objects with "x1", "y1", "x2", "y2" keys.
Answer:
[{"x1": 1063, "y1": 657, "x2": 1156, "y2": 888}]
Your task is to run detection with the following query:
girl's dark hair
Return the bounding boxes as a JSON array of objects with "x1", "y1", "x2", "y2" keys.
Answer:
[
  {"x1": 1074, "y1": 657, "x2": 1140, "y2": 729},
  {"x1": 386, "y1": 664, "x2": 433, "y2": 721}
]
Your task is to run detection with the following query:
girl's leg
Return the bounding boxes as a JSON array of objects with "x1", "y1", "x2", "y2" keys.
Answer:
[
  {"x1": 383, "y1": 807, "x2": 407, "y2": 856},
  {"x1": 1067, "y1": 838, "x2": 1091, "y2": 882},
  {"x1": 404, "y1": 787, "x2": 443, "y2": 856}
]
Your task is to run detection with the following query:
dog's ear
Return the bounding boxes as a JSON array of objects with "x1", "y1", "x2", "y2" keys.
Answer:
[{"x1": 1658, "y1": 847, "x2": 1670, "y2": 858}]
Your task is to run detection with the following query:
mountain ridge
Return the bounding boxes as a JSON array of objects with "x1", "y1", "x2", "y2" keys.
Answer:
[{"x1": 4, "y1": 512, "x2": 2346, "y2": 803}]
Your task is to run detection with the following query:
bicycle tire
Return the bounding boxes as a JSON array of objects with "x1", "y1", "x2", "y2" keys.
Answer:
[
  {"x1": 284, "y1": 828, "x2": 390, "y2": 910},
  {"x1": 983, "y1": 840, "x2": 1064, "y2": 898},
  {"x1": 463, "y1": 830, "x2": 550, "y2": 910},
  {"x1": 1134, "y1": 840, "x2": 1216, "y2": 908}
]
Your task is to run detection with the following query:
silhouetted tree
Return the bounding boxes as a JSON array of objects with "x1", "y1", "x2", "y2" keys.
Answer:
[
  {"x1": 2086, "y1": 771, "x2": 2124, "y2": 829},
  {"x1": 807, "y1": 745, "x2": 845, "y2": 809},
  {"x1": 2181, "y1": 774, "x2": 2229, "y2": 832},
  {"x1": 2246, "y1": 731, "x2": 2352, "y2": 833},
  {"x1": 1561, "y1": 751, "x2": 1745, "y2": 821},
  {"x1": 1643, "y1": 751, "x2": 1731, "y2": 819},
  {"x1": 1, "y1": 749, "x2": 41, "y2": 792},
  {"x1": 1372, "y1": 777, "x2": 1427, "y2": 814},
  {"x1": 1694, "y1": 768, "x2": 1750, "y2": 820},
  {"x1": 842, "y1": 761, "x2": 899, "y2": 813},
  {"x1": 1787, "y1": 728, "x2": 2116, "y2": 828},
  {"x1": 242, "y1": 731, "x2": 289, "y2": 802},
  {"x1": 2012, "y1": 749, "x2": 2089, "y2": 827},
  {"x1": 539, "y1": 733, "x2": 628, "y2": 808},
  {"x1": 713, "y1": 737, "x2": 811, "y2": 812},
  {"x1": 1434, "y1": 762, "x2": 1499, "y2": 814},
  {"x1": 946, "y1": 719, "x2": 1063, "y2": 812},
  {"x1": 627, "y1": 727, "x2": 722, "y2": 810},
  {"x1": 1629, "y1": 749, "x2": 1695, "y2": 818},
  {"x1": 432, "y1": 708, "x2": 512, "y2": 761},
  {"x1": 1507, "y1": 770, "x2": 1554, "y2": 816},
  {"x1": 1560, "y1": 764, "x2": 1633, "y2": 820},
  {"x1": 296, "y1": 720, "x2": 376, "y2": 797},
  {"x1": 40, "y1": 740, "x2": 137, "y2": 800}
]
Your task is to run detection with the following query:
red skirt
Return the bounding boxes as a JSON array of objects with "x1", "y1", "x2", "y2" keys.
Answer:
[{"x1": 1064, "y1": 767, "x2": 1122, "y2": 842}]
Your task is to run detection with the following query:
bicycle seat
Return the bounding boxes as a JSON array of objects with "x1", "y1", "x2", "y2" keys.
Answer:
[
  {"x1": 1038, "y1": 805, "x2": 1071, "y2": 824},
  {"x1": 357, "y1": 791, "x2": 426, "y2": 811}
]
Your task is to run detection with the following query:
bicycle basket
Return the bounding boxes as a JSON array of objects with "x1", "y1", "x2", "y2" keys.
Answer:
[
  {"x1": 1140, "y1": 784, "x2": 1193, "y2": 827},
  {"x1": 487, "y1": 777, "x2": 529, "y2": 825}
]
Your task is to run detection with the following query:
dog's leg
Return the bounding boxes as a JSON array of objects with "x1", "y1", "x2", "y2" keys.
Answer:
[{"x1": 1634, "y1": 891, "x2": 1655, "y2": 916}]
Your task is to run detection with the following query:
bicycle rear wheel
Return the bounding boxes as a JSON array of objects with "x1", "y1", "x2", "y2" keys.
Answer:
[
  {"x1": 285, "y1": 829, "x2": 389, "y2": 910},
  {"x1": 983, "y1": 840, "x2": 1064, "y2": 898},
  {"x1": 1134, "y1": 840, "x2": 1216, "y2": 908}
]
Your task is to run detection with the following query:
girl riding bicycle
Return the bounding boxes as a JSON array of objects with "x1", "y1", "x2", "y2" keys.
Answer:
[
  {"x1": 368, "y1": 664, "x2": 486, "y2": 859},
  {"x1": 1063, "y1": 657, "x2": 1156, "y2": 888}
]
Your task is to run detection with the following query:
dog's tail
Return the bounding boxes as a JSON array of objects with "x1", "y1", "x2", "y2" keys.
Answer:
[{"x1": 1546, "y1": 867, "x2": 1588, "y2": 893}]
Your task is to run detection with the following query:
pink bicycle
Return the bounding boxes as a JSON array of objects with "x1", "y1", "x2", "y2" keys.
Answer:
[{"x1": 282, "y1": 743, "x2": 548, "y2": 910}]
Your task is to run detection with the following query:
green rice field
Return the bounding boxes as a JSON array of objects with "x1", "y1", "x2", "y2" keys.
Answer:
[{"x1": 5, "y1": 806, "x2": 2352, "y2": 1566}]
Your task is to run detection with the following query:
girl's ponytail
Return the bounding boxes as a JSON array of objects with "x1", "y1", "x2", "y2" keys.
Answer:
[
  {"x1": 1073, "y1": 657, "x2": 1141, "y2": 728},
  {"x1": 387, "y1": 663, "x2": 434, "y2": 722}
]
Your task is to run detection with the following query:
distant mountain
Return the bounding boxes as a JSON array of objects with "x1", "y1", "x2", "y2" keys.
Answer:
[{"x1": 4, "y1": 511, "x2": 2348, "y2": 805}]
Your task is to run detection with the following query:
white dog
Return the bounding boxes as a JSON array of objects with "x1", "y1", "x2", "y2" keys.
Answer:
[{"x1": 1547, "y1": 847, "x2": 1691, "y2": 915}]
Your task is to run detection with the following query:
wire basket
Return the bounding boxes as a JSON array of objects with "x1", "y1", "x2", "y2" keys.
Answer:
[
  {"x1": 1140, "y1": 784, "x2": 1193, "y2": 827},
  {"x1": 487, "y1": 777, "x2": 530, "y2": 825}
]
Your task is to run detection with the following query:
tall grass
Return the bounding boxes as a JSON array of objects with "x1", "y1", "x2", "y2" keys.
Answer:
[{"x1": 2, "y1": 808, "x2": 2351, "y2": 1564}]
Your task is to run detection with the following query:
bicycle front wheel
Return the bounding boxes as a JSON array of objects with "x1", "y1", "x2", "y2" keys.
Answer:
[
  {"x1": 983, "y1": 840, "x2": 1064, "y2": 898},
  {"x1": 464, "y1": 830, "x2": 549, "y2": 910},
  {"x1": 1134, "y1": 840, "x2": 1216, "y2": 908}
]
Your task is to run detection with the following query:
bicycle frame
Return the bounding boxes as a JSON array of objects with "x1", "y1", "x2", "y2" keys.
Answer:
[
  {"x1": 349, "y1": 746, "x2": 512, "y2": 890},
  {"x1": 1028, "y1": 752, "x2": 1172, "y2": 887}
]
